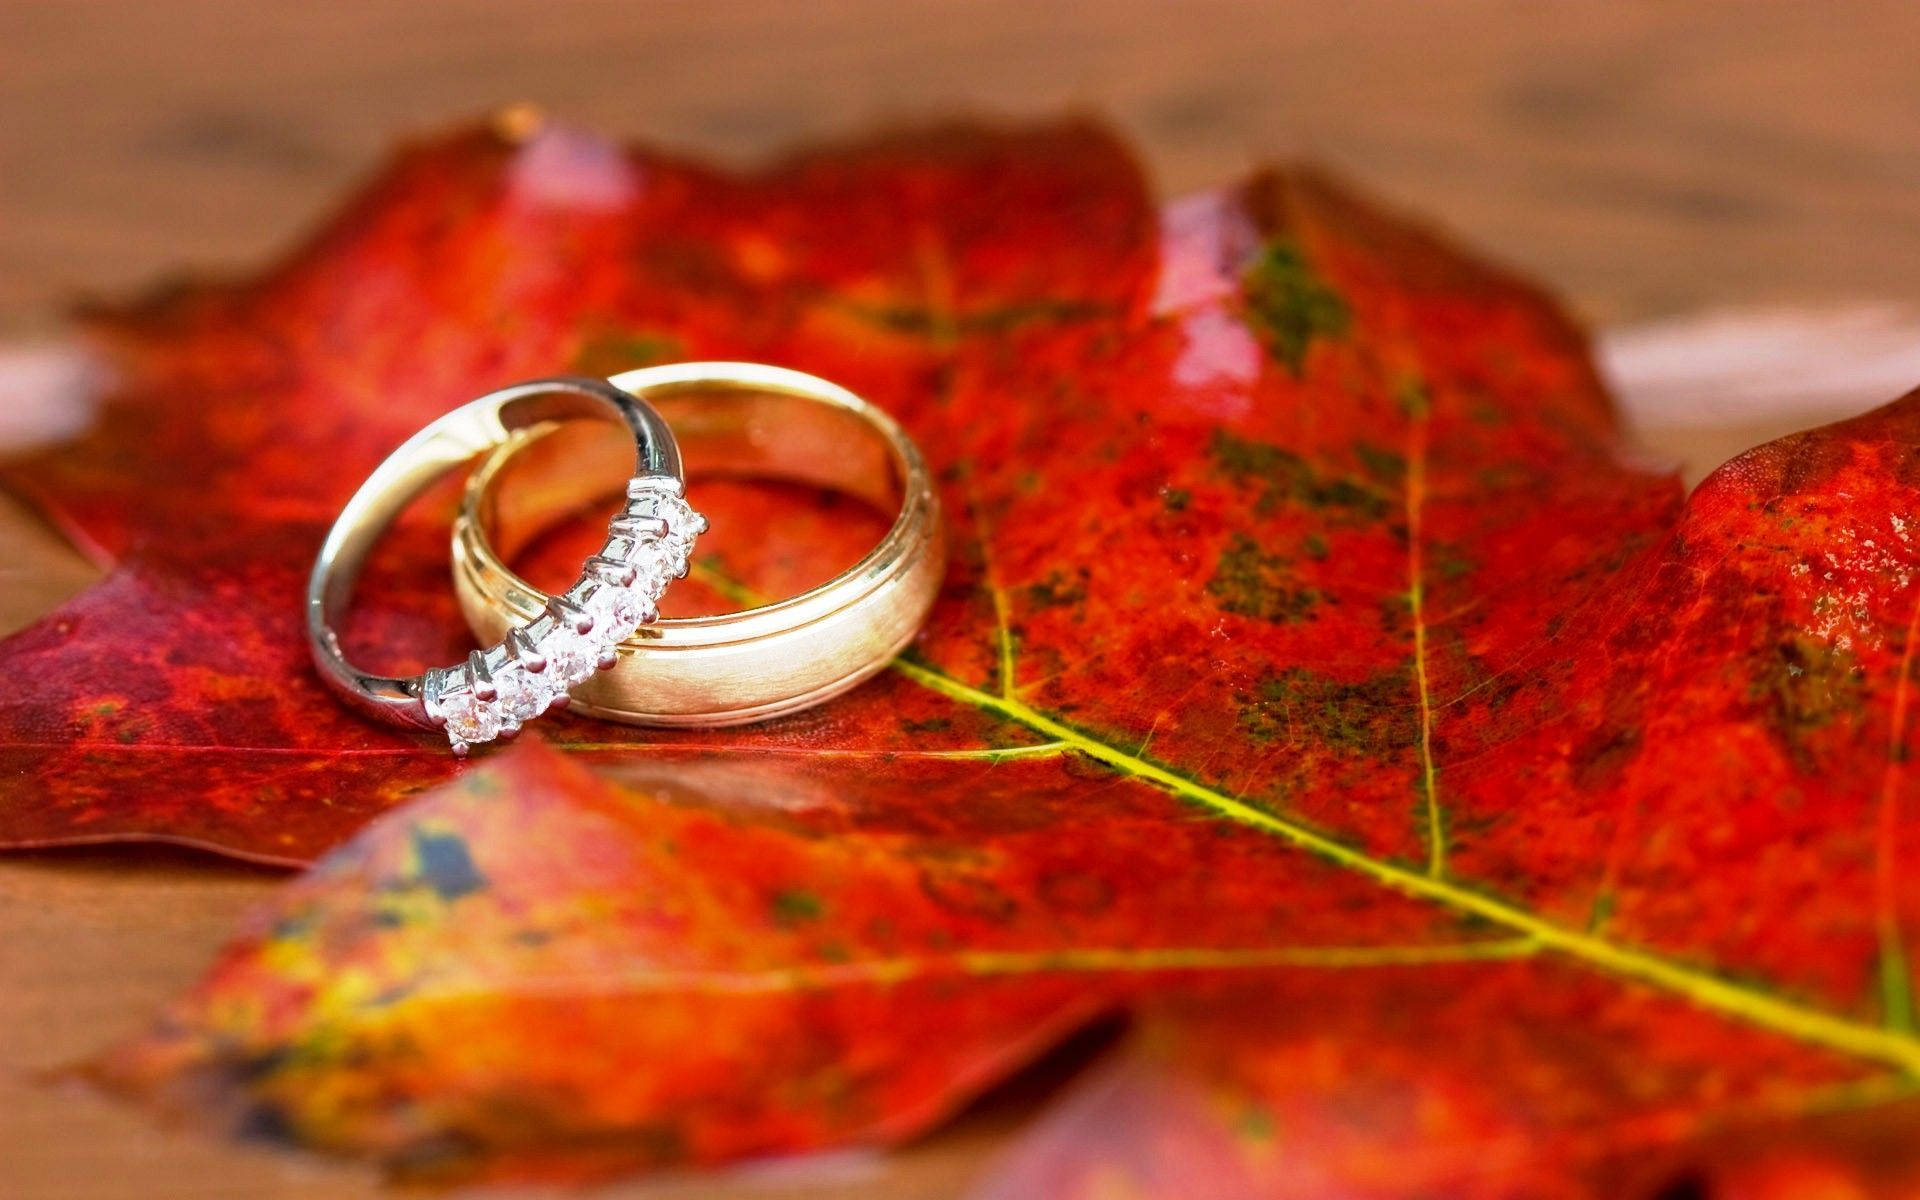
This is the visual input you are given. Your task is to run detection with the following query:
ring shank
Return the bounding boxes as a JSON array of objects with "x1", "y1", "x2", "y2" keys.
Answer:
[
  {"x1": 452, "y1": 367, "x2": 944, "y2": 726},
  {"x1": 478, "y1": 390, "x2": 905, "y2": 567},
  {"x1": 306, "y1": 377, "x2": 682, "y2": 729}
]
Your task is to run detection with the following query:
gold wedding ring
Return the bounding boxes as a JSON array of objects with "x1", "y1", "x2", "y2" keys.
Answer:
[{"x1": 451, "y1": 363, "x2": 944, "y2": 727}]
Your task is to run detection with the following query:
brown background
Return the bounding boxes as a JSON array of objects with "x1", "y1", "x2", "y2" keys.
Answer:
[{"x1": 4, "y1": 3, "x2": 1919, "y2": 1197}]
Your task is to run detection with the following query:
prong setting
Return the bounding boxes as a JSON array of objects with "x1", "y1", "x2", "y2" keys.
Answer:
[
  {"x1": 626, "y1": 474, "x2": 683, "y2": 499},
  {"x1": 549, "y1": 594, "x2": 596, "y2": 637},
  {"x1": 506, "y1": 627, "x2": 547, "y2": 674},
  {"x1": 611, "y1": 515, "x2": 670, "y2": 542},
  {"x1": 467, "y1": 649, "x2": 497, "y2": 702},
  {"x1": 587, "y1": 555, "x2": 639, "y2": 587},
  {"x1": 433, "y1": 477, "x2": 704, "y2": 753}
]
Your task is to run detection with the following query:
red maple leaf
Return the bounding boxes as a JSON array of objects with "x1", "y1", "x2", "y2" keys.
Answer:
[{"x1": 9, "y1": 116, "x2": 1920, "y2": 1194}]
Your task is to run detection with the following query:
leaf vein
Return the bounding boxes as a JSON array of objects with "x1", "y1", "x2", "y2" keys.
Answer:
[{"x1": 884, "y1": 657, "x2": 1920, "y2": 1076}]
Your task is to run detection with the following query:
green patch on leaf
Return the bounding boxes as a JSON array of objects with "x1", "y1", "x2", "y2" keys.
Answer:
[
  {"x1": 771, "y1": 888, "x2": 825, "y2": 927},
  {"x1": 1237, "y1": 1104, "x2": 1278, "y2": 1142},
  {"x1": 1396, "y1": 376, "x2": 1432, "y2": 419},
  {"x1": 838, "y1": 298, "x2": 1110, "y2": 339},
  {"x1": 1751, "y1": 633, "x2": 1865, "y2": 759},
  {"x1": 1207, "y1": 533, "x2": 1322, "y2": 624},
  {"x1": 1377, "y1": 590, "x2": 1414, "y2": 640},
  {"x1": 1025, "y1": 569, "x2": 1089, "y2": 610},
  {"x1": 1208, "y1": 430, "x2": 1391, "y2": 521},
  {"x1": 1242, "y1": 239, "x2": 1351, "y2": 374},
  {"x1": 1434, "y1": 546, "x2": 1476, "y2": 581},
  {"x1": 1587, "y1": 890, "x2": 1617, "y2": 933},
  {"x1": 1354, "y1": 442, "x2": 1407, "y2": 487},
  {"x1": 570, "y1": 330, "x2": 684, "y2": 376},
  {"x1": 1240, "y1": 665, "x2": 1416, "y2": 753}
]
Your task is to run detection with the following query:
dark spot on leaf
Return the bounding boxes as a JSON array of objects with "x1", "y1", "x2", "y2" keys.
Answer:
[
  {"x1": 1587, "y1": 891, "x2": 1616, "y2": 932},
  {"x1": 1241, "y1": 239, "x2": 1351, "y2": 374},
  {"x1": 1208, "y1": 430, "x2": 1391, "y2": 521},
  {"x1": 1025, "y1": 569, "x2": 1089, "y2": 609},
  {"x1": 268, "y1": 911, "x2": 314, "y2": 942},
  {"x1": 919, "y1": 868, "x2": 1020, "y2": 924},
  {"x1": 1240, "y1": 666, "x2": 1416, "y2": 753},
  {"x1": 1396, "y1": 377, "x2": 1433, "y2": 419},
  {"x1": 1749, "y1": 633, "x2": 1864, "y2": 761},
  {"x1": 1211, "y1": 429, "x2": 1302, "y2": 495},
  {"x1": 1648, "y1": 1168, "x2": 1711, "y2": 1200},
  {"x1": 411, "y1": 828, "x2": 486, "y2": 901},
  {"x1": 839, "y1": 298, "x2": 1109, "y2": 338},
  {"x1": 1061, "y1": 749, "x2": 1122, "y2": 780},
  {"x1": 1571, "y1": 726, "x2": 1641, "y2": 791},
  {"x1": 233, "y1": 1100, "x2": 298, "y2": 1146},
  {"x1": 1885, "y1": 440, "x2": 1920, "y2": 491},
  {"x1": 960, "y1": 299, "x2": 1112, "y2": 334},
  {"x1": 1354, "y1": 442, "x2": 1407, "y2": 486},
  {"x1": 1435, "y1": 547, "x2": 1475, "y2": 581},
  {"x1": 1161, "y1": 486, "x2": 1191, "y2": 512},
  {"x1": 1317, "y1": 477, "x2": 1384, "y2": 514},
  {"x1": 235, "y1": 1044, "x2": 293, "y2": 1084},
  {"x1": 901, "y1": 716, "x2": 953, "y2": 734},
  {"x1": 771, "y1": 888, "x2": 824, "y2": 926},
  {"x1": 1208, "y1": 533, "x2": 1321, "y2": 623},
  {"x1": 570, "y1": 330, "x2": 682, "y2": 376},
  {"x1": 1377, "y1": 590, "x2": 1414, "y2": 640}
]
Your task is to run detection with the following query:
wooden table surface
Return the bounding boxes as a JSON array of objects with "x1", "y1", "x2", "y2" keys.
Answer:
[{"x1": 3, "y1": 3, "x2": 1919, "y2": 1197}]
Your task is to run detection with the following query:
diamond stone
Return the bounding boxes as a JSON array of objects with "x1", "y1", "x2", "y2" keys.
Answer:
[
  {"x1": 493, "y1": 661, "x2": 552, "y2": 723},
  {"x1": 438, "y1": 689, "x2": 500, "y2": 746},
  {"x1": 623, "y1": 543, "x2": 674, "y2": 598},
  {"x1": 629, "y1": 491, "x2": 702, "y2": 560},
  {"x1": 539, "y1": 625, "x2": 599, "y2": 684},
  {"x1": 584, "y1": 583, "x2": 648, "y2": 643}
]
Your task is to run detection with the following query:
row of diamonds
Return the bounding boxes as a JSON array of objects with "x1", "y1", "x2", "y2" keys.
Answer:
[{"x1": 427, "y1": 479, "x2": 706, "y2": 754}]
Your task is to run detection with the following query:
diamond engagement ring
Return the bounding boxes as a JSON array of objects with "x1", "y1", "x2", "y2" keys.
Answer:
[
  {"x1": 450, "y1": 362, "x2": 945, "y2": 727},
  {"x1": 306, "y1": 374, "x2": 705, "y2": 754}
]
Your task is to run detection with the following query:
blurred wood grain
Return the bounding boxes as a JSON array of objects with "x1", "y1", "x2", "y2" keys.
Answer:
[
  {"x1": 4, "y1": 0, "x2": 1919, "y2": 339},
  {"x1": 2, "y1": 2, "x2": 1918, "y2": 1197}
]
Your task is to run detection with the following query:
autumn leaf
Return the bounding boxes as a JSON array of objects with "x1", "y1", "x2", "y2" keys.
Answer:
[
  {"x1": 0, "y1": 116, "x2": 1151, "y2": 861},
  {"x1": 93, "y1": 672, "x2": 1920, "y2": 1194},
  {"x1": 10, "y1": 115, "x2": 1920, "y2": 1193}
]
